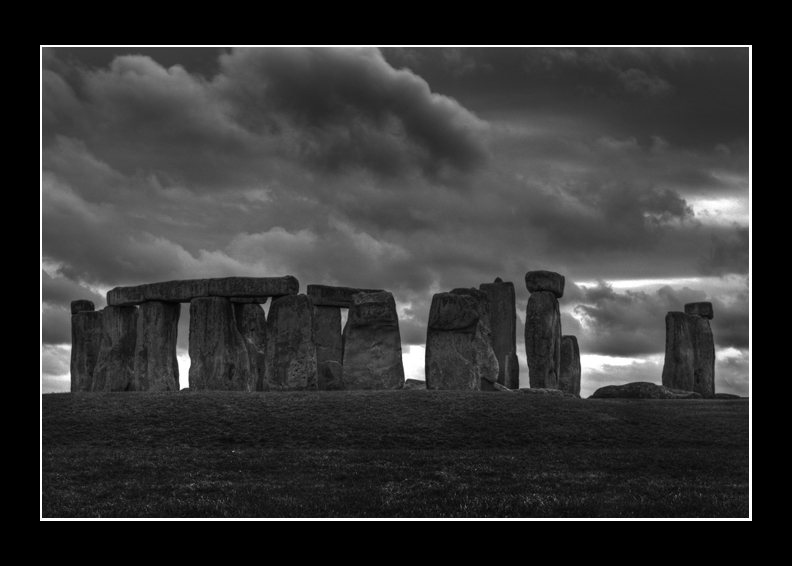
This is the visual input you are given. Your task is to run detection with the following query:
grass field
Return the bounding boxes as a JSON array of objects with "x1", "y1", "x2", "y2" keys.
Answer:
[{"x1": 41, "y1": 390, "x2": 750, "y2": 518}]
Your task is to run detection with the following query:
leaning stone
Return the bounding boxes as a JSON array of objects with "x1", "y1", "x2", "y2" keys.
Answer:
[
  {"x1": 134, "y1": 301, "x2": 181, "y2": 391},
  {"x1": 661, "y1": 312, "x2": 695, "y2": 392},
  {"x1": 307, "y1": 284, "x2": 384, "y2": 308},
  {"x1": 685, "y1": 301, "x2": 714, "y2": 320},
  {"x1": 93, "y1": 306, "x2": 138, "y2": 392},
  {"x1": 234, "y1": 303, "x2": 267, "y2": 391},
  {"x1": 525, "y1": 270, "x2": 565, "y2": 298},
  {"x1": 525, "y1": 291, "x2": 561, "y2": 389},
  {"x1": 479, "y1": 278, "x2": 519, "y2": 389},
  {"x1": 714, "y1": 393, "x2": 742, "y2": 399},
  {"x1": 70, "y1": 311, "x2": 104, "y2": 392},
  {"x1": 264, "y1": 295, "x2": 318, "y2": 391},
  {"x1": 342, "y1": 291, "x2": 405, "y2": 390},
  {"x1": 688, "y1": 315, "x2": 715, "y2": 399},
  {"x1": 559, "y1": 335, "x2": 581, "y2": 396},
  {"x1": 313, "y1": 305, "x2": 344, "y2": 390},
  {"x1": 493, "y1": 382, "x2": 516, "y2": 392},
  {"x1": 402, "y1": 378, "x2": 426, "y2": 390},
  {"x1": 450, "y1": 288, "x2": 499, "y2": 388},
  {"x1": 590, "y1": 382, "x2": 703, "y2": 399},
  {"x1": 518, "y1": 388, "x2": 565, "y2": 397},
  {"x1": 425, "y1": 293, "x2": 481, "y2": 390},
  {"x1": 70, "y1": 300, "x2": 95, "y2": 315}
]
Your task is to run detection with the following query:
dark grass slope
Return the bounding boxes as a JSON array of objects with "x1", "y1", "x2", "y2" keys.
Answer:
[{"x1": 42, "y1": 391, "x2": 749, "y2": 518}]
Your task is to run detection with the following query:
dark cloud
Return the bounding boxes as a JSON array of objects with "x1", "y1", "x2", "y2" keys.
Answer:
[
  {"x1": 42, "y1": 305, "x2": 71, "y2": 346},
  {"x1": 699, "y1": 225, "x2": 749, "y2": 276},
  {"x1": 42, "y1": 270, "x2": 105, "y2": 310}
]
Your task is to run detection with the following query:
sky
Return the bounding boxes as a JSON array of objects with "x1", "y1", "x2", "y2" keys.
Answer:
[{"x1": 41, "y1": 46, "x2": 751, "y2": 397}]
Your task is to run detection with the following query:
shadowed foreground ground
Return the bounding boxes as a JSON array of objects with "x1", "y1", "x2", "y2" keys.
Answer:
[{"x1": 41, "y1": 390, "x2": 749, "y2": 518}]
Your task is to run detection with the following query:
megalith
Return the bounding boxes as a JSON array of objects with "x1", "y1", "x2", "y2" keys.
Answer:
[
  {"x1": 234, "y1": 303, "x2": 268, "y2": 392},
  {"x1": 661, "y1": 312, "x2": 695, "y2": 392},
  {"x1": 70, "y1": 307, "x2": 104, "y2": 392},
  {"x1": 425, "y1": 292, "x2": 482, "y2": 390},
  {"x1": 342, "y1": 291, "x2": 405, "y2": 390},
  {"x1": 686, "y1": 303, "x2": 715, "y2": 399},
  {"x1": 134, "y1": 301, "x2": 181, "y2": 391},
  {"x1": 71, "y1": 300, "x2": 95, "y2": 314},
  {"x1": 559, "y1": 335, "x2": 581, "y2": 396},
  {"x1": 524, "y1": 270, "x2": 563, "y2": 389},
  {"x1": 450, "y1": 288, "x2": 499, "y2": 390},
  {"x1": 188, "y1": 297, "x2": 252, "y2": 391},
  {"x1": 685, "y1": 301, "x2": 714, "y2": 320},
  {"x1": 313, "y1": 305, "x2": 344, "y2": 390},
  {"x1": 93, "y1": 306, "x2": 138, "y2": 392},
  {"x1": 479, "y1": 277, "x2": 519, "y2": 389},
  {"x1": 264, "y1": 295, "x2": 318, "y2": 390},
  {"x1": 525, "y1": 270, "x2": 565, "y2": 298}
]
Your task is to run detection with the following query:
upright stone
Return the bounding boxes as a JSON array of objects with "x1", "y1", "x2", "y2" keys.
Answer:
[
  {"x1": 343, "y1": 291, "x2": 405, "y2": 390},
  {"x1": 688, "y1": 314, "x2": 715, "y2": 399},
  {"x1": 71, "y1": 300, "x2": 95, "y2": 314},
  {"x1": 134, "y1": 301, "x2": 180, "y2": 391},
  {"x1": 450, "y1": 288, "x2": 499, "y2": 390},
  {"x1": 479, "y1": 278, "x2": 519, "y2": 389},
  {"x1": 524, "y1": 290, "x2": 561, "y2": 389},
  {"x1": 313, "y1": 305, "x2": 344, "y2": 390},
  {"x1": 93, "y1": 306, "x2": 138, "y2": 392},
  {"x1": 70, "y1": 309, "x2": 104, "y2": 392},
  {"x1": 559, "y1": 335, "x2": 581, "y2": 396},
  {"x1": 188, "y1": 297, "x2": 252, "y2": 391},
  {"x1": 525, "y1": 270, "x2": 565, "y2": 298},
  {"x1": 264, "y1": 295, "x2": 318, "y2": 391},
  {"x1": 234, "y1": 303, "x2": 267, "y2": 392},
  {"x1": 425, "y1": 293, "x2": 481, "y2": 390},
  {"x1": 661, "y1": 312, "x2": 695, "y2": 392}
]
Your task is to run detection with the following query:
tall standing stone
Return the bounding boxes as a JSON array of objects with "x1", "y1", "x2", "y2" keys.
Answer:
[
  {"x1": 479, "y1": 278, "x2": 519, "y2": 389},
  {"x1": 93, "y1": 306, "x2": 138, "y2": 392},
  {"x1": 313, "y1": 305, "x2": 344, "y2": 390},
  {"x1": 685, "y1": 302, "x2": 715, "y2": 399},
  {"x1": 425, "y1": 293, "x2": 482, "y2": 390},
  {"x1": 188, "y1": 297, "x2": 252, "y2": 391},
  {"x1": 70, "y1": 308, "x2": 104, "y2": 392},
  {"x1": 264, "y1": 295, "x2": 318, "y2": 391},
  {"x1": 559, "y1": 335, "x2": 581, "y2": 396},
  {"x1": 234, "y1": 303, "x2": 268, "y2": 392},
  {"x1": 343, "y1": 291, "x2": 405, "y2": 390},
  {"x1": 524, "y1": 271, "x2": 564, "y2": 389},
  {"x1": 451, "y1": 288, "x2": 499, "y2": 390},
  {"x1": 661, "y1": 312, "x2": 695, "y2": 392},
  {"x1": 134, "y1": 301, "x2": 180, "y2": 391}
]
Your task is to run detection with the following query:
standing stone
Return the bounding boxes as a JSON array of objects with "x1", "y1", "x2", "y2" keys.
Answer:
[
  {"x1": 559, "y1": 335, "x2": 581, "y2": 397},
  {"x1": 688, "y1": 315, "x2": 715, "y2": 399},
  {"x1": 450, "y1": 288, "x2": 499, "y2": 390},
  {"x1": 343, "y1": 291, "x2": 405, "y2": 390},
  {"x1": 661, "y1": 312, "x2": 695, "y2": 392},
  {"x1": 425, "y1": 293, "x2": 481, "y2": 390},
  {"x1": 71, "y1": 300, "x2": 95, "y2": 314},
  {"x1": 524, "y1": 291, "x2": 561, "y2": 389},
  {"x1": 525, "y1": 270, "x2": 565, "y2": 298},
  {"x1": 135, "y1": 301, "x2": 180, "y2": 392},
  {"x1": 479, "y1": 278, "x2": 519, "y2": 389},
  {"x1": 234, "y1": 303, "x2": 267, "y2": 392},
  {"x1": 313, "y1": 305, "x2": 344, "y2": 391},
  {"x1": 264, "y1": 295, "x2": 318, "y2": 391},
  {"x1": 70, "y1": 310, "x2": 104, "y2": 392},
  {"x1": 93, "y1": 306, "x2": 138, "y2": 392}
]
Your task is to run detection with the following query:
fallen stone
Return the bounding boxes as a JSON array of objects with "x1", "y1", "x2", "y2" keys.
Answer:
[
  {"x1": 307, "y1": 284, "x2": 384, "y2": 308},
  {"x1": 234, "y1": 303, "x2": 267, "y2": 391},
  {"x1": 518, "y1": 388, "x2": 565, "y2": 397},
  {"x1": 70, "y1": 300, "x2": 95, "y2": 315},
  {"x1": 264, "y1": 295, "x2": 318, "y2": 390},
  {"x1": 402, "y1": 378, "x2": 426, "y2": 390},
  {"x1": 479, "y1": 278, "x2": 519, "y2": 389},
  {"x1": 342, "y1": 291, "x2": 405, "y2": 390},
  {"x1": 525, "y1": 270, "x2": 565, "y2": 298},
  {"x1": 93, "y1": 306, "x2": 138, "y2": 392},
  {"x1": 493, "y1": 382, "x2": 516, "y2": 392},
  {"x1": 134, "y1": 301, "x2": 181, "y2": 391},
  {"x1": 107, "y1": 276, "x2": 299, "y2": 306},
  {"x1": 425, "y1": 293, "x2": 481, "y2": 390},
  {"x1": 685, "y1": 301, "x2": 714, "y2": 320},
  {"x1": 688, "y1": 315, "x2": 715, "y2": 399},
  {"x1": 450, "y1": 288, "x2": 499, "y2": 388},
  {"x1": 525, "y1": 291, "x2": 561, "y2": 389},
  {"x1": 70, "y1": 311, "x2": 104, "y2": 392},
  {"x1": 714, "y1": 393, "x2": 742, "y2": 399},
  {"x1": 559, "y1": 335, "x2": 581, "y2": 396},
  {"x1": 313, "y1": 305, "x2": 344, "y2": 390},
  {"x1": 590, "y1": 382, "x2": 703, "y2": 399},
  {"x1": 661, "y1": 312, "x2": 695, "y2": 392}
]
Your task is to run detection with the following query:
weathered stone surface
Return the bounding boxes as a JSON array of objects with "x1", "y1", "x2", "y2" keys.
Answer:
[
  {"x1": 559, "y1": 335, "x2": 581, "y2": 396},
  {"x1": 343, "y1": 291, "x2": 405, "y2": 390},
  {"x1": 685, "y1": 301, "x2": 714, "y2": 320},
  {"x1": 525, "y1": 291, "x2": 561, "y2": 389},
  {"x1": 70, "y1": 311, "x2": 104, "y2": 392},
  {"x1": 313, "y1": 305, "x2": 344, "y2": 391},
  {"x1": 493, "y1": 382, "x2": 516, "y2": 392},
  {"x1": 427, "y1": 293, "x2": 479, "y2": 332},
  {"x1": 234, "y1": 303, "x2": 267, "y2": 391},
  {"x1": 107, "y1": 276, "x2": 298, "y2": 306},
  {"x1": 134, "y1": 301, "x2": 180, "y2": 391},
  {"x1": 479, "y1": 278, "x2": 519, "y2": 389},
  {"x1": 403, "y1": 378, "x2": 426, "y2": 390},
  {"x1": 590, "y1": 382, "x2": 703, "y2": 399},
  {"x1": 209, "y1": 276, "x2": 299, "y2": 298},
  {"x1": 689, "y1": 315, "x2": 715, "y2": 399},
  {"x1": 714, "y1": 393, "x2": 742, "y2": 399},
  {"x1": 661, "y1": 312, "x2": 695, "y2": 392},
  {"x1": 70, "y1": 300, "x2": 95, "y2": 315},
  {"x1": 518, "y1": 388, "x2": 565, "y2": 397},
  {"x1": 307, "y1": 284, "x2": 384, "y2": 307},
  {"x1": 450, "y1": 288, "x2": 499, "y2": 388},
  {"x1": 93, "y1": 306, "x2": 138, "y2": 392},
  {"x1": 106, "y1": 285, "x2": 145, "y2": 306},
  {"x1": 230, "y1": 297, "x2": 269, "y2": 304},
  {"x1": 525, "y1": 270, "x2": 565, "y2": 298},
  {"x1": 145, "y1": 279, "x2": 209, "y2": 302},
  {"x1": 264, "y1": 295, "x2": 318, "y2": 391}
]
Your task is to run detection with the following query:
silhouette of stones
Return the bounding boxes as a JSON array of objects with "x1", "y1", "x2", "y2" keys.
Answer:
[
  {"x1": 450, "y1": 288, "x2": 499, "y2": 390},
  {"x1": 70, "y1": 300, "x2": 95, "y2": 315},
  {"x1": 188, "y1": 297, "x2": 253, "y2": 391},
  {"x1": 525, "y1": 270, "x2": 565, "y2": 298},
  {"x1": 264, "y1": 295, "x2": 318, "y2": 391},
  {"x1": 479, "y1": 278, "x2": 519, "y2": 389},
  {"x1": 685, "y1": 301, "x2": 714, "y2": 320},
  {"x1": 591, "y1": 382, "x2": 703, "y2": 399},
  {"x1": 525, "y1": 290, "x2": 561, "y2": 389},
  {"x1": 688, "y1": 314, "x2": 715, "y2": 399},
  {"x1": 307, "y1": 284, "x2": 384, "y2": 307},
  {"x1": 134, "y1": 301, "x2": 180, "y2": 391},
  {"x1": 107, "y1": 276, "x2": 299, "y2": 306},
  {"x1": 234, "y1": 303, "x2": 268, "y2": 392},
  {"x1": 425, "y1": 293, "x2": 482, "y2": 390},
  {"x1": 559, "y1": 335, "x2": 581, "y2": 396},
  {"x1": 342, "y1": 291, "x2": 405, "y2": 390},
  {"x1": 403, "y1": 378, "x2": 426, "y2": 390},
  {"x1": 70, "y1": 310, "x2": 104, "y2": 392},
  {"x1": 93, "y1": 306, "x2": 138, "y2": 392},
  {"x1": 313, "y1": 305, "x2": 344, "y2": 390}
]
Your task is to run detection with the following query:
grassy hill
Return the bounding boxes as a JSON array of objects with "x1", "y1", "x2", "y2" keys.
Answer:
[{"x1": 41, "y1": 390, "x2": 749, "y2": 518}]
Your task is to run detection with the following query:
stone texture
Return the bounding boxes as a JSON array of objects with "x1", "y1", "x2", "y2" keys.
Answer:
[
  {"x1": 188, "y1": 297, "x2": 252, "y2": 391},
  {"x1": 685, "y1": 301, "x2": 714, "y2": 320},
  {"x1": 93, "y1": 306, "x2": 138, "y2": 392},
  {"x1": 342, "y1": 291, "x2": 405, "y2": 390},
  {"x1": 264, "y1": 295, "x2": 318, "y2": 391},
  {"x1": 70, "y1": 300, "x2": 95, "y2": 315},
  {"x1": 450, "y1": 288, "x2": 499, "y2": 389},
  {"x1": 518, "y1": 388, "x2": 565, "y2": 397},
  {"x1": 209, "y1": 276, "x2": 299, "y2": 298},
  {"x1": 688, "y1": 315, "x2": 715, "y2": 399},
  {"x1": 525, "y1": 291, "x2": 561, "y2": 389},
  {"x1": 525, "y1": 270, "x2": 565, "y2": 298},
  {"x1": 145, "y1": 279, "x2": 210, "y2": 302},
  {"x1": 234, "y1": 303, "x2": 267, "y2": 392},
  {"x1": 134, "y1": 301, "x2": 180, "y2": 391},
  {"x1": 661, "y1": 312, "x2": 695, "y2": 392},
  {"x1": 479, "y1": 278, "x2": 519, "y2": 389},
  {"x1": 559, "y1": 335, "x2": 581, "y2": 396},
  {"x1": 107, "y1": 276, "x2": 298, "y2": 306},
  {"x1": 403, "y1": 378, "x2": 426, "y2": 390},
  {"x1": 493, "y1": 382, "x2": 516, "y2": 392},
  {"x1": 70, "y1": 311, "x2": 104, "y2": 392},
  {"x1": 714, "y1": 393, "x2": 742, "y2": 399},
  {"x1": 230, "y1": 297, "x2": 270, "y2": 304},
  {"x1": 313, "y1": 305, "x2": 344, "y2": 391},
  {"x1": 590, "y1": 382, "x2": 703, "y2": 399},
  {"x1": 307, "y1": 284, "x2": 385, "y2": 307},
  {"x1": 425, "y1": 293, "x2": 483, "y2": 391}
]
